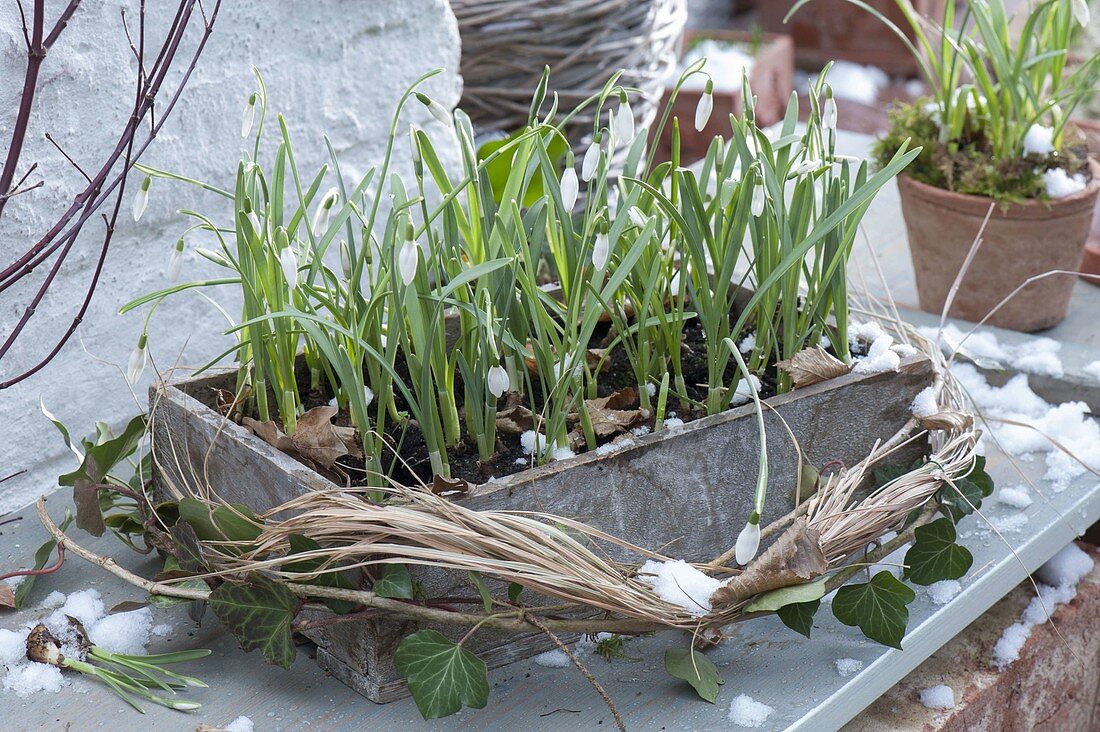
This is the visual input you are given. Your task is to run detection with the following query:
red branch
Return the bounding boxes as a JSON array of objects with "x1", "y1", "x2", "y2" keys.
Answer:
[{"x1": 0, "y1": 542, "x2": 65, "y2": 583}]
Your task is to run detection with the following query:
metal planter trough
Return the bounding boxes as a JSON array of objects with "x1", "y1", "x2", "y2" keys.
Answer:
[{"x1": 150, "y1": 353, "x2": 934, "y2": 702}]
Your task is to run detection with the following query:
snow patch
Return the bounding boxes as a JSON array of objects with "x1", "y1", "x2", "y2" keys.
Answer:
[
  {"x1": 533, "y1": 649, "x2": 572, "y2": 668},
  {"x1": 1036, "y1": 543, "x2": 1094, "y2": 588},
  {"x1": 728, "y1": 694, "x2": 775, "y2": 728},
  {"x1": 1042, "y1": 168, "x2": 1087, "y2": 199},
  {"x1": 835, "y1": 658, "x2": 864, "y2": 677},
  {"x1": 729, "y1": 375, "x2": 761, "y2": 406},
  {"x1": 996, "y1": 486, "x2": 1032, "y2": 509},
  {"x1": 2, "y1": 663, "x2": 65, "y2": 698},
  {"x1": 927, "y1": 579, "x2": 962, "y2": 605},
  {"x1": 1022, "y1": 124, "x2": 1055, "y2": 155},
  {"x1": 1083, "y1": 360, "x2": 1100, "y2": 381},
  {"x1": 637, "y1": 559, "x2": 722, "y2": 616},
  {"x1": 679, "y1": 40, "x2": 756, "y2": 92},
  {"x1": 910, "y1": 386, "x2": 939, "y2": 418},
  {"x1": 225, "y1": 717, "x2": 255, "y2": 732},
  {"x1": 919, "y1": 684, "x2": 955, "y2": 710}
]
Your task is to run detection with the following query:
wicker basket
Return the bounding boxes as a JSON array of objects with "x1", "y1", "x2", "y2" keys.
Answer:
[{"x1": 451, "y1": 0, "x2": 687, "y2": 153}]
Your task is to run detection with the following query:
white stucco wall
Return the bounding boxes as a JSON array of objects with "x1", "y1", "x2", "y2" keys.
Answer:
[{"x1": 0, "y1": 1, "x2": 462, "y2": 513}]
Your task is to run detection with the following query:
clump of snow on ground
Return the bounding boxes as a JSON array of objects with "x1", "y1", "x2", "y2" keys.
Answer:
[
  {"x1": 1042, "y1": 168, "x2": 1087, "y2": 199},
  {"x1": 996, "y1": 486, "x2": 1032, "y2": 510},
  {"x1": 921, "y1": 324, "x2": 1064, "y2": 377},
  {"x1": 728, "y1": 694, "x2": 776, "y2": 728},
  {"x1": 910, "y1": 386, "x2": 939, "y2": 418},
  {"x1": 992, "y1": 543, "x2": 1094, "y2": 670},
  {"x1": 534, "y1": 649, "x2": 572, "y2": 668},
  {"x1": 637, "y1": 559, "x2": 722, "y2": 616},
  {"x1": 730, "y1": 375, "x2": 762, "y2": 406},
  {"x1": 1, "y1": 588, "x2": 163, "y2": 700},
  {"x1": 224, "y1": 717, "x2": 255, "y2": 732},
  {"x1": 738, "y1": 332, "x2": 756, "y2": 354},
  {"x1": 852, "y1": 332, "x2": 901, "y2": 375},
  {"x1": 1084, "y1": 361, "x2": 1100, "y2": 381},
  {"x1": 679, "y1": 40, "x2": 756, "y2": 92},
  {"x1": 1022, "y1": 124, "x2": 1055, "y2": 155},
  {"x1": 595, "y1": 438, "x2": 635, "y2": 456},
  {"x1": 919, "y1": 684, "x2": 955, "y2": 710},
  {"x1": 520, "y1": 430, "x2": 544, "y2": 456},
  {"x1": 799, "y1": 61, "x2": 888, "y2": 105},
  {"x1": 663, "y1": 415, "x2": 685, "y2": 430},
  {"x1": 950, "y1": 363, "x2": 1100, "y2": 491},
  {"x1": 835, "y1": 658, "x2": 864, "y2": 677},
  {"x1": 927, "y1": 579, "x2": 962, "y2": 605}
]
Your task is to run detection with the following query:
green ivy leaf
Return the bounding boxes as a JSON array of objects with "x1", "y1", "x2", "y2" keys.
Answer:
[
  {"x1": 208, "y1": 573, "x2": 299, "y2": 669},
  {"x1": 394, "y1": 630, "x2": 490, "y2": 719},
  {"x1": 664, "y1": 648, "x2": 724, "y2": 703},
  {"x1": 939, "y1": 456, "x2": 995, "y2": 523},
  {"x1": 373, "y1": 564, "x2": 414, "y2": 600},
  {"x1": 966, "y1": 455, "x2": 994, "y2": 497},
  {"x1": 285, "y1": 534, "x2": 356, "y2": 614},
  {"x1": 169, "y1": 521, "x2": 207, "y2": 572},
  {"x1": 744, "y1": 578, "x2": 827, "y2": 613},
  {"x1": 58, "y1": 415, "x2": 147, "y2": 487},
  {"x1": 507, "y1": 582, "x2": 523, "y2": 604},
  {"x1": 832, "y1": 571, "x2": 916, "y2": 649},
  {"x1": 904, "y1": 518, "x2": 973, "y2": 585},
  {"x1": 212, "y1": 504, "x2": 262, "y2": 543},
  {"x1": 776, "y1": 599, "x2": 821, "y2": 638},
  {"x1": 468, "y1": 571, "x2": 493, "y2": 614},
  {"x1": 13, "y1": 511, "x2": 72, "y2": 609}
]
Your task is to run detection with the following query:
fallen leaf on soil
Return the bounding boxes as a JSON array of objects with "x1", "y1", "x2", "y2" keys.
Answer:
[
  {"x1": 585, "y1": 348, "x2": 609, "y2": 373},
  {"x1": 495, "y1": 392, "x2": 535, "y2": 435},
  {"x1": 777, "y1": 346, "x2": 851, "y2": 388},
  {"x1": 432, "y1": 474, "x2": 471, "y2": 497},
  {"x1": 242, "y1": 417, "x2": 296, "y2": 453},
  {"x1": 290, "y1": 406, "x2": 359, "y2": 469},
  {"x1": 0, "y1": 584, "x2": 15, "y2": 609},
  {"x1": 568, "y1": 387, "x2": 650, "y2": 443}
]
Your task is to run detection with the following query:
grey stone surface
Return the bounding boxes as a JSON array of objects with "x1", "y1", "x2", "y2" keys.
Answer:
[{"x1": 0, "y1": 0, "x2": 462, "y2": 513}]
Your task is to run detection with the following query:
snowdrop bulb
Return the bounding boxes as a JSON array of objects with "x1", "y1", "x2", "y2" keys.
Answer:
[
  {"x1": 241, "y1": 93, "x2": 257, "y2": 138},
  {"x1": 751, "y1": 183, "x2": 765, "y2": 217},
  {"x1": 592, "y1": 231, "x2": 610, "y2": 271},
  {"x1": 735, "y1": 514, "x2": 761, "y2": 565},
  {"x1": 560, "y1": 166, "x2": 579, "y2": 210},
  {"x1": 487, "y1": 364, "x2": 509, "y2": 399},
  {"x1": 615, "y1": 101, "x2": 635, "y2": 144},
  {"x1": 167, "y1": 238, "x2": 184, "y2": 281},
  {"x1": 822, "y1": 96, "x2": 838, "y2": 132},
  {"x1": 695, "y1": 81, "x2": 714, "y2": 131},
  {"x1": 581, "y1": 141, "x2": 601, "y2": 182},
  {"x1": 126, "y1": 333, "x2": 148, "y2": 385},
  {"x1": 1072, "y1": 0, "x2": 1089, "y2": 26},
  {"x1": 398, "y1": 237, "x2": 419, "y2": 286},
  {"x1": 132, "y1": 176, "x2": 151, "y2": 222}
]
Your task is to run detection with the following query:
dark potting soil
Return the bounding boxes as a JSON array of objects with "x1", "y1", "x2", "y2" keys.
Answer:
[{"x1": 200, "y1": 314, "x2": 805, "y2": 490}]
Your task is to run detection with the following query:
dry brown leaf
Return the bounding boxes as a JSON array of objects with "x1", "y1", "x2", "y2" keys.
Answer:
[
  {"x1": 585, "y1": 348, "x2": 609, "y2": 373},
  {"x1": 776, "y1": 346, "x2": 851, "y2": 388},
  {"x1": 0, "y1": 584, "x2": 15, "y2": 609},
  {"x1": 432, "y1": 474, "x2": 471, "y2": 497},
  {"x1": 495, "y1": 392, "x2": 535, "y2": 435},
  {"x1": 241, "y1": 417, "x2": 296, "y2": 453},
  {"x1": 291, "y1": 406, "x2": 352, "y2": 469},
  {"x1": 573, "y1": 387, "x2": 650, "y2": 439},
  {"x1": 710, "y1": 519, "x2": 828, "y2": 607}
]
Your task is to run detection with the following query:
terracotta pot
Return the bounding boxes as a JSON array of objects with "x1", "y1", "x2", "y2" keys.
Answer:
[
  {"x1": 1074, "y1": 119, "x2": 1100, "y2": 285},
  {"x1": 757, "y1": 0, "x2": 945, "y2": 75},
  {"x1": 897, "y1": 158, "x2": 1100, "y2": 332},
  {"x1": 653, "y1": 29, "x2": 793, "y2": 163}
]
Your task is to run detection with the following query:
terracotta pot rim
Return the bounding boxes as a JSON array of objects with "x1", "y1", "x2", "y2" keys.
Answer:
[{"x1": 898, "y1": 157, "x2": 1100, "y2": 218}]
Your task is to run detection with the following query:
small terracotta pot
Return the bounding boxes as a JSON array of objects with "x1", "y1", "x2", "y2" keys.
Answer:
[
  {"x1": 897, "y1": 158, "x2": 1100, "y2": 332},
  {"x1": 653, "y1": 29, "x2": 794, "y2": 164}
]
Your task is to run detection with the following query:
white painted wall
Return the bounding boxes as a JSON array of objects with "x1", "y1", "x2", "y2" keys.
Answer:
[{"x1": 0, "y1": 1, "x2": 462, "y2": 512}]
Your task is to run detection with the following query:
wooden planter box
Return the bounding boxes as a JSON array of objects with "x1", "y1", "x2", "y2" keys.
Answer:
[
  {"x1": 653, "y1": 29, "x2": 794, "y2": 164},
  {"x1": 757, "y1": 0, "x2": 946, "y2": 76},
  {"x1": 150, "y1": 353, "x2": 933, "y2": 702}
]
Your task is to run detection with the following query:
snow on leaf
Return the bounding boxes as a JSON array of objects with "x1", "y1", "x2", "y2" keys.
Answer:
[
  {"x1": 664, "y1": 648, "x2": 724, "y2": 703},
  {"x1": 208, "y1": 573, "x2": 299, "y2": 669},
  {"x1": 394, "y1": 630, "x2": 490, "y2": 720},
  {"x1": 831, "y1": 571, "x2": 916, "y2": 649},
  {"x1": 776, "y1": 346, "x2": 851, "y2": 388},
  {"x1": 903, "y1": 518, "x2": 973, "y2": 586}
]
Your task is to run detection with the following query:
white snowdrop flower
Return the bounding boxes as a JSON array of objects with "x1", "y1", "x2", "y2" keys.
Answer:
[
  {"x1": 312, "y1": 187, "x2": 339, "y2": 237},
  {"x1": 607, "y1": 188, "x2": 619, "y2": 217},
  {"x1": 279, "y1": 245, "x2": 299, "y2": 289},
  {"x1": 751, "y1": 183, "x2": 766, "y2": 217},
  {"x1": 241, "y1": 92, "x2": 257, "y2": 138},
  {"x1": 166, "y1": 238, "x2": 184, "y2": 281},
  {"x1": 581, "y1": 140, "x2": 601, "y2": 182},
  {"x1": 795, "y1": 159, "x2": 822, "y2": 176},
  {"x1": 615, "y1": 100, "x2": 635, "y2": 144},
  {"x1": 126, "y1": 333, "x2": 148, "y2": 385},
  {"x1": 1072, "y1": 0, "x2": 1090, "y2": 26},
  {"x1": 822, "y1": 95, "x2": 838, "y2": 132},
  {"x1": 339, "y1": 241, "x2": 353, "y2": 279},
  {"x1": 695, "y1": 81, "x2": 714, "y2": 131},
  {"x1": 363, "y1": 385, "x2": 374, "y2": 409},
  {"x1": 628, "y1": 206, "x2": 647, "y2": 228},
  {"x1": 592, "y1": 231, "x2": 611, "y2": 271},
  {"x1": 670, "y1": 267, "x2": 683, "y2": 294},
  {"x1": 719, "y1": 179, "x2": 737, "y2": 208},
  {"x1": 132, "y1": 176, "x2": 151, "y2": 222},
  {"x1": 735, "y1": 513, "x2": 761, "y2": 565},
  {"x1": 487, "y1": 363, "x2": 509, "y2": 398},
  {"x1": 398, "y1": 236, "x2": 419, "y2": 286},
  {"x1": 560, "y1": 166, "x2": 579, "y2": 210},
  {"x1": 415, "y1": 92, "x2": 452, "y2": 127}
]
